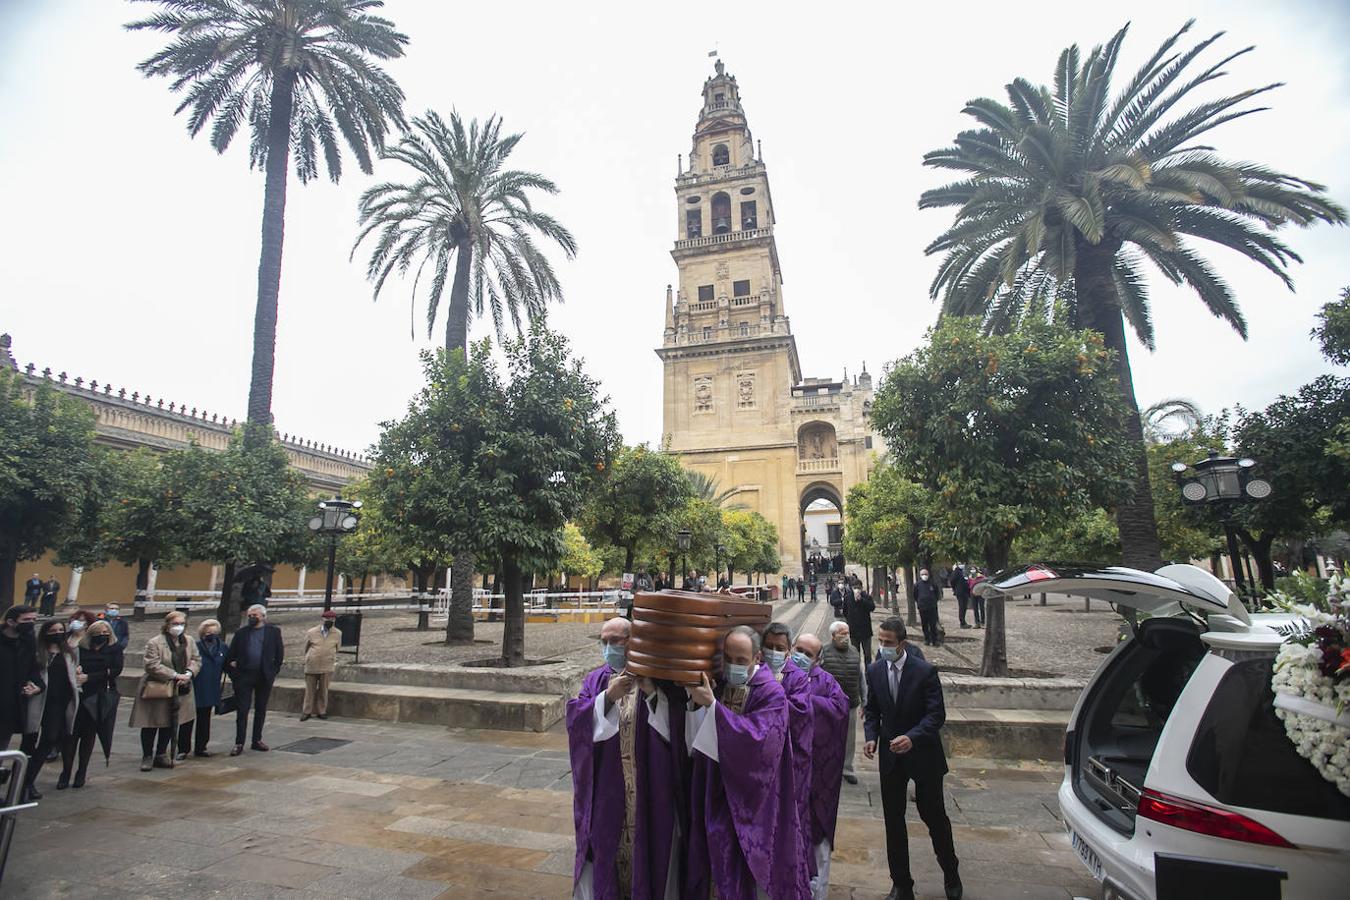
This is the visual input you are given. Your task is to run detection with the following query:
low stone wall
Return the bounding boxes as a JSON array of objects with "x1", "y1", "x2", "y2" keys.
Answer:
[{"x1": 943, "y1": 675, "x2": 1085, "y2": 711}]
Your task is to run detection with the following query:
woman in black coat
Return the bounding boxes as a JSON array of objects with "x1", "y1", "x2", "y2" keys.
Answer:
[{"x1": 65, "y1": 619, "x2": 123, "y2": 788}]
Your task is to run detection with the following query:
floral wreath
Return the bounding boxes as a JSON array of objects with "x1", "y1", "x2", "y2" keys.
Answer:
[{"x1": 1271, "y1": 574, "x2": 1350, "y2": 798}]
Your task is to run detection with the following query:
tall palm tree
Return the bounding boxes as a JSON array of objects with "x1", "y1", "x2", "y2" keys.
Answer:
[
  {"x1": 353, "y1": 110, "x2": 578, "y2": 351},
  {"x1": 128, "y1": 1, "x2": 407, "y2": 437},
  {"x1": 353, "y1": 110, "x2": 577, "y2": 644},
  {"x1": 921, "y1": 20, "x2": 1345, "y2": 569},
  {"x1": 685, "y1": 470, "x2": 741, "y2": 508},
  {"x1": 1142, "y1": 398, "x2": 1204, "y2": 443}
]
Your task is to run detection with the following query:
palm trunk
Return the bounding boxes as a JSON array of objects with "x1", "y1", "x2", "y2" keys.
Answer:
[
  {"x1": 500, "y1": 553, "x2": 526, "y2": 666},
  {"x1": 445, "y1": 550, "x2": 475, "y2": 643},
  {"x1": 445, "y1": 236, "x2": 473, "y2": 354},
  {"x1": 979, "y1": 538, "x2": 1012, "y2": 677},
  {"x1": 244, "y1": 70, "x2": 296, "y2": 442},
  {"x1": 1076, "y1": 241, "x2": 1164, "y2": 571}
]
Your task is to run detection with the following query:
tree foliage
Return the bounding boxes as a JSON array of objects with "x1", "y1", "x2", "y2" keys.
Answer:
[
  {"x1": 871, "y1": 317, "x2": 1134, "y2": 674},
  {"x1": 1313, "y1": 287, "x2": 1350, "y2": 367},
  {"x1": 0, "y1": 370, "x2": 102, "y2": 610},
  {"x1": 576, "y1": 445, "x2": 694, "y2": 574},
  {"x1": 558, "y1": 523, "x2": 604, "y2": 585},
  {"x1": 920, "y1": 20, "x2": 1346, "y2": 569}
]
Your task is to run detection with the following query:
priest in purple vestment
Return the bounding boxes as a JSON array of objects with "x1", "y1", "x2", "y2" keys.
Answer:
[
  {"x1": 762, "y1": 621, "x2": 816, "y2": 888},
  {"x1": 792, "y1": 632, "x2": 850, "y2": 899},
  {"x1": 567, "y1": 617, "x2": 684, "y2": 900},
  {"x1": 663, "y1": 625, "x2": 806, "y2": 900}
]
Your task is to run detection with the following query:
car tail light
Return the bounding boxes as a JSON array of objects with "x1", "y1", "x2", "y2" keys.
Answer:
[{"x1": 1137, "y1": 789, "x2": 1294, "y2": 848}]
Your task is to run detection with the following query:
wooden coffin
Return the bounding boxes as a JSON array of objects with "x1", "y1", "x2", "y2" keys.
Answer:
[{"x1": 626, "y1": 590, "x2": 770, "y2": 683}]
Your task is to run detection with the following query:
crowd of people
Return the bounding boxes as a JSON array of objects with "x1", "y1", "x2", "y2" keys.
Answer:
[
  {"x1": 568, "y1": 613, "x2": 963, "y2": 900},
  {"x1": 0, "y1": 600, "x2": 345, "y2": 801}
]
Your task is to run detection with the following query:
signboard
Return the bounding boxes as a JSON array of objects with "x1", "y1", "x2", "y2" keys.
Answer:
[{"x1": 621, "y1": 572, "x2": 635, "y2": 591}]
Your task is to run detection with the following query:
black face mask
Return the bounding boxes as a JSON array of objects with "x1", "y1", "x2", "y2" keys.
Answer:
[
  {"x1": 248, "y1": 616, "x2": 262, "y2": 627},
  {"x1": 44, "y1": 633, "x2": 66, "y2": 646},
  {"x1": 92, "y1": 635, "x2": 109, "y2": 647},
  {"x1": 15, "y1": 622, "x2": 35, "y2": 637}
]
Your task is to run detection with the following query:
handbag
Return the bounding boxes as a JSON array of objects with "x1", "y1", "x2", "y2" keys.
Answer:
[
  {"x1": 140, "y1": 678, "x2": 174, "y2": 701},
  {"x1": 215, "y1": 673, "x2": 238, "y2": 716}
]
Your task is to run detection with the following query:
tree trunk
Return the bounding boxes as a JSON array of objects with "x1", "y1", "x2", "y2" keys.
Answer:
[
  {"x1": 1077, "y1": 241, "x2": 1164, "y2": 571},
  {"x1": 0, "y1": 542, "x2": 17, "y2": 614},
  {"x1": 445, "y1": 550, "x2": 475, "y2": 643},
  {"x1": 215, "y1": 560, "x2": 239, "y2": 635},
  {"x1": 135, "y1": 557, "x2": 152, "y2": 594},
  {"x1": 980, "y1": 539, "x2": 1012, "y2": 677},
  {"x1": 244, "y1": 69, "x2": 296, "y2": 439},
  {"x1": 501, "y1": 554, "x2": 526, "y2": 666},
  {"x1": 445, "y1": 235, "x2": 474, "y2": 353},
  {"x1": 1238, "y1": 529, "x2": 1277, "y2": 592},
  {"x1": 902, "y1": 564, "x2": 917, "y2": 626},
  {"x1": 624, "y1": 545, "x2": 635, "y2": 574}
]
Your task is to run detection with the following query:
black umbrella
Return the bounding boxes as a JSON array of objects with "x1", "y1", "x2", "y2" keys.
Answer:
[{"x1": 80, "y1": 689, "x2": 120, "y2": 766}]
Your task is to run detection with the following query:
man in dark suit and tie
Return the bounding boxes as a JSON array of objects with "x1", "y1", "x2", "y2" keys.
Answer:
[{"x1": 863, "y1": 617, "x2": 961, "y2": 900}]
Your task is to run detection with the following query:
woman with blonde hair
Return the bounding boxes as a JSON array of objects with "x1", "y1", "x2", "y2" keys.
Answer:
[
  {"x1": 61, "y1": 619, "x2": 123, "y2": 787},
  {"x1": 179, "y1": 618, "x2": 227, "y2": 759},
  {"x1": 21, "y1": 621, "x2": 83, "y2": 800},
  {"x1": 128, "y1": 611, "x2": 199, "y2": 771}
]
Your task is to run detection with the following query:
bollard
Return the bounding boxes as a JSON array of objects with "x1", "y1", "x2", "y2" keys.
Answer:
[
  {"x1": 1084, "y1": 596, "x2": 1091, "y2": 612},
  {"x1": 1040, "y1": 593, "x2": 1047, "y2": 606}
]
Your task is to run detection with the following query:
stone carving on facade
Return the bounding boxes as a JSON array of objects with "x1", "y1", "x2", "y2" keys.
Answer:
[
  {"x1": 736, "y1": 372, "x2": 755, "y2": 409},
  {"x1": 693, "y1": 375, "x2": 713, "y2": 413},
  {"x1": 715, "y1": 261, "x2": 730, "y2": 280}
]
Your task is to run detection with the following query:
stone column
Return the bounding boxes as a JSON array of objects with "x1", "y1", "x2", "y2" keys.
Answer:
[
  {"x1": 297, "y1": 565, "x2": 307, "y2": 597},
  {"x1": 208, "y1": 565, "x2": 221, "y2": 593},
  {"x1": 65, "y1": 567, "x2": 83, "y2": 606},
  {"x1": 147, "y1": 563, "x2": 159, "y2": 601}
]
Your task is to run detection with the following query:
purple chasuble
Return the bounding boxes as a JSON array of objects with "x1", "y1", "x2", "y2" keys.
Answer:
[
  {"x1": 804, "y1": 666, "x2": 850, "y2": 848},
  {"x1": 779, "y1": 660, "x2": 816, "y2": 882},
  {"x1": 567, "y1": 665, "x2": 684, "y2": 899},
  {"x1": 686, "y1": 664, "x2": 806, "y2": 900}
]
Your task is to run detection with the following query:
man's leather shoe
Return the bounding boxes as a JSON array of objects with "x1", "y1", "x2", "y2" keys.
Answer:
[
  {"x1": 230, "y1": 744, "x2": 244, "y2": 756},
  {"x1": 843, "y1": 773, "x2": 858, "y2": 785},
  {"x1": 299, "y1": 714, "x2": 311, "y2": 721},
  {"x1": 317, "y1": 714, "x2": 328, "y2": 719},
  {"x1": 945, "y1": 877, "x2": 964, "y2": 900},
  {"x1": 251, "y1": 741, "x2": 270, "y2": 751},
  {"x1": 885, "y1": 888, "x2": 915, "y2": 900}
]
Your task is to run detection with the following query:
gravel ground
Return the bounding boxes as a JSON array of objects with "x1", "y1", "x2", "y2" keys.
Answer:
[{"x1": 115, "y1": 589, "x2": 1121, "y2": 678}]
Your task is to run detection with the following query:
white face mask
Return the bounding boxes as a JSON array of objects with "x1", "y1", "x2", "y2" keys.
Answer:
[
  {"x1": 70, "y1": 620, "x2": 86, "y2": 632},
  {"x1": 920, "y1": 574, "x2": 930, "y2": 581},
  {"x1": 168, "y1": 624, "x2": 185, "y2": 637}
]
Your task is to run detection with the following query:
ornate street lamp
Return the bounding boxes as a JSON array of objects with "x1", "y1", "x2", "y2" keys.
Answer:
[
  {"x1": 1170, "y1": 451, "x2": 1272, "y2": 591},
  {"x1": 677, "y1": 529, "x2": 692, "y2": 586},
  {"x1": 308, "y1": 494, "x2": 362, "y2": 611}
]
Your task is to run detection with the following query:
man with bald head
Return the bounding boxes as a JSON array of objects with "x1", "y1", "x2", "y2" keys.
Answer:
[
  {"x1": 678, "y1": 625, "x2": 805, "y2": 899},
  {"x1": 792, "y1": 632, "x2": 851, "y2": 899},
  {"x1": 567, "y1": 617, "x2": 684, "y2": 899}
]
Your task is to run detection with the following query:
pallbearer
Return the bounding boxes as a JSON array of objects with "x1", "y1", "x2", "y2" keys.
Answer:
[
  {"x1": 567, "y1": 617, "x2": 685, "y2": 899},
  {"x1": 762, "y1": 621, "x2": 815, "y2": 888},
  {"x1": 791, "y1": 632, "x2": 851, "y2": 899},
  {"x1": 658, "y1": 625, "x2": 805, "y2": 899}
]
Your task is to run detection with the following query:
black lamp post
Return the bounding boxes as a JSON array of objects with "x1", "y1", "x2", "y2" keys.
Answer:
[
  {"x1": 308, "y1": 494, "x2": 362, "y2": 611},
  {"x1": 1171, "y1": 451, "x2": 1272, "y2": 592},
  {"x1": 677, "y1": 529, "x2": 692, "y2": 587}
]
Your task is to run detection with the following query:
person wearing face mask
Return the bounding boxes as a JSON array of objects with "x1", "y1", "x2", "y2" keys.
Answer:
[
  {"x1": 680, "y1": 626, "x2": 805, "y2": 899},
  {"x1": 22, "y1": 621, "x2": 85, "y2": 800},
  {"x1": 300, "y1": 610, "x2": 342, "y2": 721},
  {"x1": 863, "y1": 618, "x2": 961, "y2": 900},
  {"x1": 762, "y1": 622, "x2": 815, "y2": 892},
  {"x1": 818, "y1": 621, "x2": 863, "y2": 785},
  {"x1": 0, "y1": 607, "x2": 41, "y2": 759},
  {"x1": 129, "y1": 611, "x2": 200, "y2": 771},
  {"x1": 65, "y1": 609, "x2": 95, "y2": 651},
  {"x1": 183, "y1": 619, "x2": 226, "y2": 758},
  {"x1": 64, "y1": 620, "x2": 123, "y2": 787},
  {"x1": 224, "y1": 604, "x2": 284, "y2": 756},
  {"x1": 913, "y1": 569, "x2": 943, "y2": 647},
  {"x1": 791, "y1": 633, "x2": 850, "y2": 900},
  {"x1": 100, "y1": 603, "x2": 131, "y2": 651},
  {"x1": 567, "y1": 617, "x2": 685, "y2": 899}
]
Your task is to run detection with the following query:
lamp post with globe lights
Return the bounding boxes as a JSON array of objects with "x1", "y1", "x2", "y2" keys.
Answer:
[
  {"x1": 1170, "y1": 452, "x2": 1272, "y2": 593},
  {"x1": 677, "y1": 529, "x2": 692, "y2": 587},
  {"x1": 308, "y1": 495, "x2": 362, "y2": 611}
]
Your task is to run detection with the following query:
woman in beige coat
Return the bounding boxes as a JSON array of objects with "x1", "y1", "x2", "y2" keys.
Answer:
[{"x1": 129, "y1": 611, "x2": 199, "y2": 771}]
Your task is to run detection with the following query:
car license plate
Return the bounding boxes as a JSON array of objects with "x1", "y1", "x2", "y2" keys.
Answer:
[{"x1": 1070, "y1": 829, "x2": 1104, "y2": 881}]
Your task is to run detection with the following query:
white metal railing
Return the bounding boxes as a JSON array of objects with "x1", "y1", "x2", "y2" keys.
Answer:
[
  {"x1": 674, "y1": 226, "x2": 770, "y2": 251},
  {"x1": 797, "y1": 457, "x2": 841, "y2": 474},
  {"x1": 134, "y1": 588, "x2": 626, "y2": 619}
]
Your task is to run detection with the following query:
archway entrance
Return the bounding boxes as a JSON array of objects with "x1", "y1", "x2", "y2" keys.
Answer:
[{"x1": 799, "y1": 483, "x2": 844, "y2": 583}]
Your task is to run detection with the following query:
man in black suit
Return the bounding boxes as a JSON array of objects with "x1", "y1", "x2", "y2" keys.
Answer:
[
  {"x1": 224, "y1": 603, "x2": 285, "y2": 755},
  {"x1": 843, "y1": 583, "x2": 875, "y2": 665},
  {"x1": 864, "y1": 617, "x2": 961, "y2": 900}
]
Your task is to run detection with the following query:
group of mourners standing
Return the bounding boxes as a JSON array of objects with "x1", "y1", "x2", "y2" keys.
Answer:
[
  {"x1": 568, "y1": 613, "x2": 963, "y2": 900},
  {"x1": 0, "y1": 600, "x2": 343, "y2": 798}
]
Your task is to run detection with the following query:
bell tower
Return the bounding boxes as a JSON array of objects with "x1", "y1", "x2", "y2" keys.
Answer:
[{"x1": 658, "y1": 59, "x2": 800, "y2": 451}]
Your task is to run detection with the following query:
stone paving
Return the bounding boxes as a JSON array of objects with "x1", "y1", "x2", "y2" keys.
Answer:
[{"x1": 6, "y1": 703, "x2": 1098, "y2": 898}]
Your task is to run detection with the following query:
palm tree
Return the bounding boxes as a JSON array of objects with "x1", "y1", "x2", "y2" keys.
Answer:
[
  {"x1": 353, "y1": 110, "x2": 578, "y2": 351},
  {"x1": 685, "y1": 470, "x2": 741, "y2": 508},
  {"x1": 128, "y1": 1, "x2": 407, "y2": 438},
  {"x1": 1142, "y1": 398, "x2": 1204, "y2": 443},
  {"x1": 920, "y1": 20, "x2": 1345, "y2": 570},
  {"x1": 353, "y1": 110, "x2": 577, "y2": 644}
]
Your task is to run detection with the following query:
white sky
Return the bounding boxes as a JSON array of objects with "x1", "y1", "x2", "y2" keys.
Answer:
[{"x1": 2, "y1": 0, "x2": 1348, "y2": 455}]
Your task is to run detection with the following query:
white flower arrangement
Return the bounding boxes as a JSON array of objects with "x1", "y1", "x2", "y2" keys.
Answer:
[{"x1": 1270, "y1": 575, "x2": 1350, "y2": 798}]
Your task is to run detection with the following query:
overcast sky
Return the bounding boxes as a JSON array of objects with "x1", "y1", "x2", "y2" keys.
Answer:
[{"x1": 2, "y1": 0, "x2": 1348, "y2": 455}]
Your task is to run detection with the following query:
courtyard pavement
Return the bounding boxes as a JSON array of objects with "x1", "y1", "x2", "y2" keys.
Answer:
[{"x1": 5, "y1": 710, "x2": 1098, "y2": 899}]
